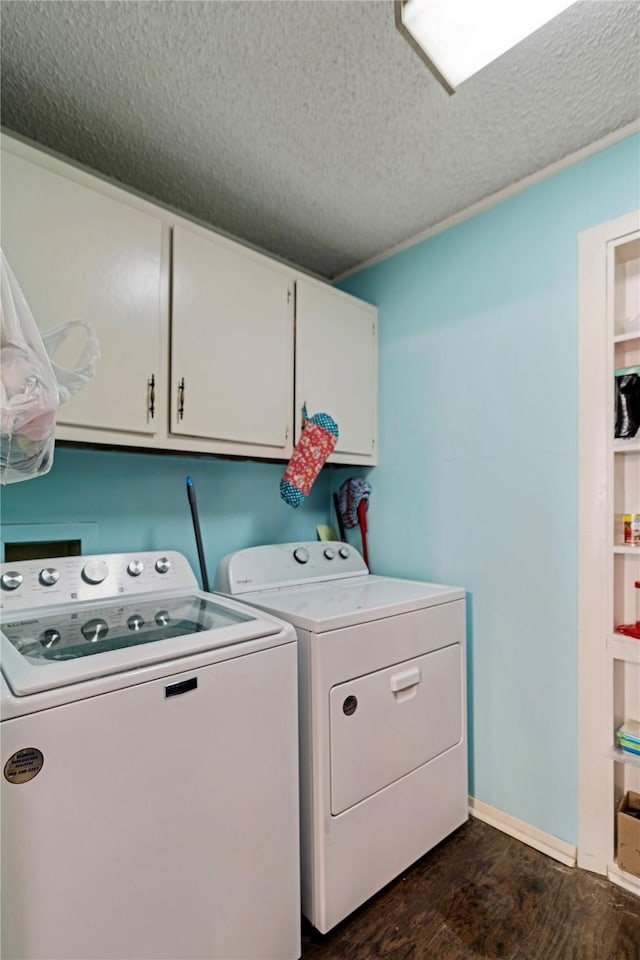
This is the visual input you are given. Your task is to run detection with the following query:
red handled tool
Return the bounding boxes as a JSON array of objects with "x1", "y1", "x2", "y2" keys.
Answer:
[
  {"x1": 357, "y1": 498, "x2": 369, "y2": 568},
  {"x1": 337, "y1": 478, "x2": 372, "y2": 569}
]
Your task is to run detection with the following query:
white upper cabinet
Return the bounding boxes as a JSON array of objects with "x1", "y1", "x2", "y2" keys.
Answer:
[
  {"x1": 1, "y1": 148, "x2": 164, "y2": 437},
  {"x1": 295, "y1": 279, "x2": 377, "y2": 464},
  {"x1": 171, "y1": 226, "x2": 294, "y2": 456},
  {"x1": 0, "y1": 136, "x2": 377, "y2": 465}
]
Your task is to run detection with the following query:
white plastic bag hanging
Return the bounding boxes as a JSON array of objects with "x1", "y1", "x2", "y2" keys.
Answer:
[
  {"x1": 1, "y1": 251, "x2": 99, "y2": 484},
  {"x1": 42, "y1": 319, "x2": 100, "y2": 406}
]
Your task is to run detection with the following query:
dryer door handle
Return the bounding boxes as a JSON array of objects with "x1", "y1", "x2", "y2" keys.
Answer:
[{"x1": 390, "y1": 667, "x2": 422, "y2": 693}]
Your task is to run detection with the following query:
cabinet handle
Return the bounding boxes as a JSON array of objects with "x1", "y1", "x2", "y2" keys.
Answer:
[
  {"x1": 147, "y1": 374, "x2": 155, "y2": 419},
  {"x1": 178, "y1": 378, "x2": 185, "y2": 420}
]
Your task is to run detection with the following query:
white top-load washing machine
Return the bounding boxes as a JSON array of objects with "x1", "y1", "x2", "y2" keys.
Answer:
[
  {"x1": 215, "y1": 541, "x2": 468, "y2": 934},
  {"x1": 1, "y1": 550, "x2": 301, "y2": 960}
]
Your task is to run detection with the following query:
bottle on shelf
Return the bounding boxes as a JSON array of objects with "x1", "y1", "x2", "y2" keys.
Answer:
[{"x1": 615, "y1": 514, "x2": 640, "y2": 546}]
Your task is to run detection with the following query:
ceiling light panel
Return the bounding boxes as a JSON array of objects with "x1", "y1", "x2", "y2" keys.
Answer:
[{"x1": 399, "y1": 0, "x2": 576, "y2": 91}]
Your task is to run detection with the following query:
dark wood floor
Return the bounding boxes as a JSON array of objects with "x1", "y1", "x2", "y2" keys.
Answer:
[{"x1": 301, "y1": 818, "x2": 640, "y2": 960}]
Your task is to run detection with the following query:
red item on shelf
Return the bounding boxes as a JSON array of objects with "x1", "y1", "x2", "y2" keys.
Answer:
[{"x1": 617, "y1": 580, "x2": 640, "y2": 636}]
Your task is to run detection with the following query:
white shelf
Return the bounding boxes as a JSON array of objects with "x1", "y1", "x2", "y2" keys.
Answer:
[
  {"x1": 614, "y1": 438, "x2": 640, "y2": 453},
  {"x1": 610, "y1": 634, "x2": 640, "y2": 664},
  {"x1": 611, "y1": 746, "x2": 640, "y2": 766},
  {"x1": 608, "y1": 861, "x2": 640, "y2": 896},
  {"x1": 577, "y1": 213, "x2": 640, "y2": 886}
]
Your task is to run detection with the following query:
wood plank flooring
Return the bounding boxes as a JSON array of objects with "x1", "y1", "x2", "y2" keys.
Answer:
[{"x1": 301, "y1": 818, "x2": 640, "y2": 960}]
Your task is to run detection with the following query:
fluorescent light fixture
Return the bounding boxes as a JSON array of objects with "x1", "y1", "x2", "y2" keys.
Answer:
[{"x1": 395, "y1": 0, "x2": 576, "y2": 93}]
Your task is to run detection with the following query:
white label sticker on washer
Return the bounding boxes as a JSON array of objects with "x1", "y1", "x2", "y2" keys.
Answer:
[{"x1": 4, "y1": 748, "x2": 44, "y2": 784}]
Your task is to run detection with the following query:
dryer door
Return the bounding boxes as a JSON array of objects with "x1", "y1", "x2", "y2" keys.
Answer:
[{"x1": 329, "y1": 643, "x2": 462, "y2": 815}]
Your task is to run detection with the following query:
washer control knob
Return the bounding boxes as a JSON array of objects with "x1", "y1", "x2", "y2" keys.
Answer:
[
  {"x1": 324, "y1": 548, "x2": 336, "y2": 560},
  {"x1": 40, "y1": 628, "x2": 61, "y2": 649},
  {"x1": 339, "y1": 547, "x2": 350, "y2": 559},
  {"x1": 81, "y1": 618, "x2": 109, "y2": 642},
  {"x1": 155, "y1": 610, "x2": 170, "y2": 626},
  {"x1": 155, "y1": 557, "x2": 171, "y2": 574},
  {"x1": 293, "y1": 547, "x2": 310, "y2": 564},
  {"x1": 39, "y1": 567, "x2": 60, "y2": 587},
  {"x1": 82, "y1": 560, "x2": 108, "y2": 585},
  {"x1": 127, "y1": 560, "x2": 144, "y2": 577},
  {"x1": 1, "y1": 571, "x2": 23, "y2": 591},
  {"x1": 127, "y1": 614, "x2": 144, "y2": 632}
]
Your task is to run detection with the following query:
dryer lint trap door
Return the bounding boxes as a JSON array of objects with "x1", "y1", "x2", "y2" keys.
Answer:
[{"x1": 329, "y1": 644, "x2": 462, "y2": 815}]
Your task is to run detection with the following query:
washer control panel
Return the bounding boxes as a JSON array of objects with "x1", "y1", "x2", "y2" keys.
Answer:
[
  {"x1": 215, "y1": 541, "x2": 368, "y2": 595},
  {"x1": 0, "y1": 551, "x2": 197, "y2": 611}
]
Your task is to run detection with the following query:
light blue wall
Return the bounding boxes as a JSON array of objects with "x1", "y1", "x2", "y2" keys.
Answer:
[
  {"x1": 340, "y1": 133, "x2": 640, "y2": 845},
  {"x1": 2, "y1": 135, "x2": 638, "y2": 847},
  {"x1": 1, "y1": 446, "x2": 333, "y2": 581}
]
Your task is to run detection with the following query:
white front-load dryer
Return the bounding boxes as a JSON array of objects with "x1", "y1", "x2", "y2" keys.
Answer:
[{"x1": 215, "y1": 541, "x2": 468, "y2": 934}]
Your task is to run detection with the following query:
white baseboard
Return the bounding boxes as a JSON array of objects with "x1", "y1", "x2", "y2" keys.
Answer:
[
  {"x1": 469, "y1": 797, "x2": 577, "y2": 868},
  {"x1": 607, "y1": 862, "x2": 640, "y2": 897}
]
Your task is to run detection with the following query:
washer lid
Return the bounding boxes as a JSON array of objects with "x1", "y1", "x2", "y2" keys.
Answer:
[
  {"x1": 1, "y1": 592, "x2": 283, "y2": 696},
  {"x1": 235, "y1": 575, "x2": 465, "y2": 632}
]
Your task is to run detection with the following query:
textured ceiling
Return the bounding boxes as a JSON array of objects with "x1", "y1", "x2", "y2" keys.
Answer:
[{"x1": 1, "y1": 0, "x2": 639, "y2": 278}]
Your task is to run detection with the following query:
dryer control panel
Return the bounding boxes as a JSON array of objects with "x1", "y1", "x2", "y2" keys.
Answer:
[{"x1": 215, "y1": 541, "x2": 369, "y2": 595}]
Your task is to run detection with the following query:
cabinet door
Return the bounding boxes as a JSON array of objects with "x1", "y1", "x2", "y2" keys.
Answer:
[
  {"x1": 295, "y1": 279, "x2": 377, "y2": 463},
  {"x1": 171, "y1": 226, "x2": 293, "y2": 454},
  {"x1": 1, "y1": 149, "x2": 164, "y2": 436}
]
